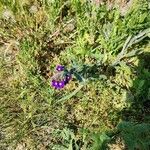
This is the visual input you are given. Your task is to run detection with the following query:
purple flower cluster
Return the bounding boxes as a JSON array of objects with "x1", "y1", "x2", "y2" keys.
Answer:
[
  {"x1": 51, "y1": 65, "x2": 72, "y2": 89},
  {"x1": 52, "y1": 80, "x2": 65, "y2": 89}
]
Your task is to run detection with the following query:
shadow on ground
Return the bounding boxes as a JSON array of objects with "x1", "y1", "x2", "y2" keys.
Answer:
[
  {"x1": 122, "y1": 52, "x2": 150, "y2": 122},
  {"x1": 115, "y1": 52, "x2": 150, "y2": 150}
]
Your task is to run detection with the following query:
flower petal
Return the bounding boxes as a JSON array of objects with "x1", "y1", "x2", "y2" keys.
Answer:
[{"x1": 56, "y1": 65, "x2": 64, "y2": 71}]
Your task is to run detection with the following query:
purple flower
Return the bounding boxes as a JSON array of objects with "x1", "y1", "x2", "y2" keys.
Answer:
[
  {"x1": 66, "y1": 74, "x2": 72, "y2": 81},
  {"x1": 57, "y1": 80, "x2": 65, "y2": 89},
  {"x1": 51, "y1": 80, "x2": 65, "y2": 89},
  {"x1": 56, "y1": 65, "x2": 64, "y2": 71},
  {"x1": 51, "y1": 65, "x2": 73, "y2": 89},
  {"x1": 51, "y1": 80, "x2": 58, "y2": 88},
  {"x1": 64, "y1": 74, "x2": 72, "y2": 84}
]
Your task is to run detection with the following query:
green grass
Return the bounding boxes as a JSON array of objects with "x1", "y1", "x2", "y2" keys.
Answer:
[{"x1": 0, "y1": 0, "x2": 150, "y2": 149}]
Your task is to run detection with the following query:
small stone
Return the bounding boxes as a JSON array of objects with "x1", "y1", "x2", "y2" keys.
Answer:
[
  {"x1": 29, "y1": 5, "x2": 38, "y2": 14},
  {"x1": 63, "y1": 23, "x2": 75, "y2": 33},
  {"x1": 2, "y1": 10, "x2": 15, "y2": 22}
]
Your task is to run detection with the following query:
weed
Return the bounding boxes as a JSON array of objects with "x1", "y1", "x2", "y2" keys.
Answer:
[{"x1": 0, "y1": 0, "x2": 150, "y2": 149}]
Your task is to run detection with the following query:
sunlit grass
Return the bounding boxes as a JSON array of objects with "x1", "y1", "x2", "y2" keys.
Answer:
[{"x1": 0, "y1": 0, "x2": 150, "y2": 149}]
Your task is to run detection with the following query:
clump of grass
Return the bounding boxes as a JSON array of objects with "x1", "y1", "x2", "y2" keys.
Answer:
[{"x1": 0, "y1": 0, "x2": 150, "y2": 149}]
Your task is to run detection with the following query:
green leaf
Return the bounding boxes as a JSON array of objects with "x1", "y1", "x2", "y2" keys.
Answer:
[
  {"x1": 117, "y1": 122, "x2": 150, "y2": 150},
  {"x1": 74, "y1": 72, "x2": 83, "y2": 82},
  {"x1": 90, "y1": 132, "x2": 110, "y2": 150},
  {"x1": 56, "y1": 83, "x2": 86, "y2": 103}
]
